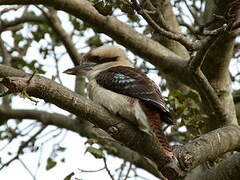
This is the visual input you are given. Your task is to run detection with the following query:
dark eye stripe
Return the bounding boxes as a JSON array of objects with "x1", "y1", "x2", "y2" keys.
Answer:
[{"x1": 90, "y1": 56, "x2": 118, "y2": 63}]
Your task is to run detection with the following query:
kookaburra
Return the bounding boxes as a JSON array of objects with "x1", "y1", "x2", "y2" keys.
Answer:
[{"x1": 64, "y1": 46, "x2": 173, "y2": 154}]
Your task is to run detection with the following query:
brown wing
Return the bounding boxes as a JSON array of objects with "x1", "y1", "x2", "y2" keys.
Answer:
[{"x1": 96, "y1": 66, "x2": 173, "y2": 124}]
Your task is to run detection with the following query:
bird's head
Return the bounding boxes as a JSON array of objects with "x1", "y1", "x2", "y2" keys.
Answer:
[{"x1": 63, "y1": 46, "x2": 133, "y2": 77}]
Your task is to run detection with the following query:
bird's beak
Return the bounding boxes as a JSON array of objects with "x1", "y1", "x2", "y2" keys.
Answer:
[{"x1": 63, "y1": 63, "x2": 96, "y2": 75}]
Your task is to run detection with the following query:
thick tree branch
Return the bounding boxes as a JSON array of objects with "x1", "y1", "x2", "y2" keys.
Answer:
[
  {"x1": 194, "y1": 153, "x2": 240, "y2": 180},
  {"x1": 0, "y1": 108, "x2": 162, "y2": 178},
  {"x1": 188, "y1": 33, "x2": 230, "y2": 125},
  {"x1": 177, "y1": 125, "x2": 240, "y2": 171},
  {"x1": 200, "y1": 0, "x2": 239, "y2": 130}
]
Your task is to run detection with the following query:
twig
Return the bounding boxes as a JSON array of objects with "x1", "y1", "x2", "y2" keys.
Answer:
[
  {"x1": 145, "y1": 0, "x2": 172, "y2": 32},
  {"x1": 78, "y1": 167, "x2": 105, "y2": 173},
  {"x1": 27, "y1": 70, "x2": 36, "y2": 83},
  {"x1": 0, "y1": 5, "x2": 22, "y2": 15},
  {"x1": 130, "y1": 0, "x2": 194, "y2": 51},
  {"x1": 18, "y1": 158, "x2": 36, "y2": 180},
  {"x1": 0, "y1": 125, "x2": 46, "y2": 170},
  {"x1": 117, "y1": 161, "x2": 126, "y2": 180},
  {"x1": 0, "y1": 15, "x2": 45, "y2": 32},
  {"x1": 103, "y1": 158, "x2": 115, "y2": 180},
  {"x1": 123, "y1": 162, "x2": 132, "y2": 180},
  {"x1": 34, "y1": 145, "x2": 43, "y2": 176},
  {"x1": 52, "y1": 46, "x2": 63, "y2": 85},
  {"x1": 183, "y1": 0, "x2": 201, "y2": 26}
]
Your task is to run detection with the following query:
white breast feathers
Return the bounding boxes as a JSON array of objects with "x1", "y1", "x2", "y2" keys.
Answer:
[{"x1": 87, "y1": 80, "x2": 151, "y2": 134}]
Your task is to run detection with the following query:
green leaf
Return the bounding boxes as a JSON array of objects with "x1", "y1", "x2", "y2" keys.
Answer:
[
  {"x1": 64, "y1": 172, "x2": 74, "y2": 180},
  {"x1": 46, "y1": 157, "x2": 57, "y2": 170},
  {"x1": 19, "y1": 90, "x2": 39, "y2": 104},
  {"x1": 185, "y1": 89, "x2": 201, "y2": 103},
  {"x1": 86, "y1": 146, "x2": 105, "y2": 159},
  {"x1": 85, "y1": 138, "x2": 98, "y2": 145},
  {"x1": 86, "y1": 36, "x2": 103, "y2": 47},
  {"x1": 102, "y1": 145, "x2": 118, "y2": 154},
  {"x1": 57, "y1": 146, "x2": 66, "y2": 152}
]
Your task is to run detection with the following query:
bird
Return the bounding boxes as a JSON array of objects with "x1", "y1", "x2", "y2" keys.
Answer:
[{"x1": 64, "y1": 45, "x2": 174, "y2": 155}]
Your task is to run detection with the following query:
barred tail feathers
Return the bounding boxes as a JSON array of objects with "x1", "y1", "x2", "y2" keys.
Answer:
[{"x1": 146, "y1": 110, "x2": 172, "y2": 153}]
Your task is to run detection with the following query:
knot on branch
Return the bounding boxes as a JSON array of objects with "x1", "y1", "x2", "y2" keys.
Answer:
[
  {"x1": 161, "y1": 161, "x2": 186, "y2": 179},
  {"x1": 1, "y1": 77, "x2": 25, "y2": 93},
  {"x1": 107, "y1": 125, "x2": 119, "y2": 136},
  {"x1": 175, "y1": 146, "x2": 194, "y2": 171}
]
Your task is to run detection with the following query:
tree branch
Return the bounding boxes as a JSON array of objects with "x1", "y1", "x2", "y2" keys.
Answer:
[
  {"x1": 131, "y1": 0, "x2": 194, "y2": 50},
  {"x1": 177, "y1": 125, "x2": 240, "y2": 171},
  {"x1": 188, "y1": 32, "x2": 231, "y2": 125},
  {"x1": 0, "y1": 125, "x2": 46, "y2": 170},
  {"x1": 199, "y1": 0, "x2": 239, "y2": 130},
  {"x1": 0, "y1": 108, "x2": 162, "y2": 178},
  {"x1": 40, "y1": 7, "x2": 82, "y2": 66},
  {"x1": 194, "y1": 153, "x2": 240, "y2": 180},
  {"x1": 0, "y1": 15, "x2": 45, "y2": 32}
]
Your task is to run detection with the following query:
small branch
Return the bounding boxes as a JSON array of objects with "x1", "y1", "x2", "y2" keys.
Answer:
[
  {"x1": 117, "y1": 161, "x2": 126, "y2": 180},
  {"x1": 103, "y1": 158, "x2": 115, "y2": 180},
  {"x1": 78, "y1": 167, "x2": 105, "y2": 173},
  {"x1": 38, "y1": 7, "x2": 82, "y2": 66},
  {"x1": 0, "y1": 125, "x2": 46, "y2": 170},
  {"x1": 144, "y1": 0, "x2": 172, "y2": 32},
  {"x1": 0, "y1": 5, "x2": 22, "y2": 15},
  {"x1": 0, "y1": 15, "x2": 45, "y2": 32},
  {"x1": 183, "y1": 0, "x2": 201, "y2": 26},
  {"x1": 131, "y1": 0, "x2": 194, "y2": 51},
  {"x1": 18, "y1": 158, "x2": 36, "y2": 180},
  {"x1": 123, "y1": 162, "x2": 132, "y2": 180},
  {"x1": 27, "y1": 70, "x2": 37, "y2": 83},
  {"x1": 193, "y1": 153, "x2": 240, "y2": 180},
  {"x1": 188, "y1": 25, "x2": 230, "y2": 124}
]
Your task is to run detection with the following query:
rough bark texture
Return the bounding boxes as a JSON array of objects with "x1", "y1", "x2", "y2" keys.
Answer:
[
  {"x1": 201, "y1": 0, "x2": 238, "y2": 131},
  {"x1": 195, "y1": 153, "x2": 240, "y2": 180}
]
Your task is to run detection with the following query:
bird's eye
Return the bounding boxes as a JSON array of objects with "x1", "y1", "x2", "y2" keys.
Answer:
[
  {"x1": 92, "y1": 56, "x2": 102, "y2": 61},
  {"x1": 91, "y1": 56, "x2": 118, "y2": 64}
]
